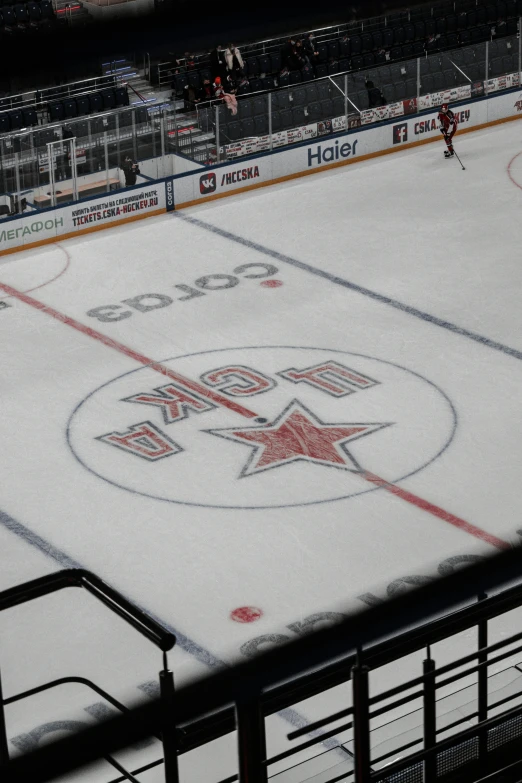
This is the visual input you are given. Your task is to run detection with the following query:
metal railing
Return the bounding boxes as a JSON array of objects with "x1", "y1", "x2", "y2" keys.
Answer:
[
  {"x1": 5, "y1": 546, "x2": 522, "y2": 782},
  {"x1": 0, "y1": 568, "x2": 177, "y2": 782}
]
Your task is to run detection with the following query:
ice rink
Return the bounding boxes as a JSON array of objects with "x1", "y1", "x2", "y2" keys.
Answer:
[{"x1": 1, "y1": 119, "x2": 522, "y2": 781}]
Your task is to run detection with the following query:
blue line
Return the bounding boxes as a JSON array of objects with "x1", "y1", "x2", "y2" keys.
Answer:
[
  {"x1": 176, "y1": 213, "x2": 522, "y2": 362},
  {"x1": 0, "y1": 507, "x2": 346, "y2": 756}
]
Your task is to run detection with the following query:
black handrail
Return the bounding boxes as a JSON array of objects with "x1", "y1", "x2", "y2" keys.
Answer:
[
  {"x1": 5, "y1": 544, "x2": 522, "y2": 782},
  {"x1": 0, "y1": 569, "x2": 175, "y2": 651}
]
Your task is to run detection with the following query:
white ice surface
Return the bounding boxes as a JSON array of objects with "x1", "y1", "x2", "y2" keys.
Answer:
[{"x1": 1, "y1": 119, "x2": 522, "y2": 781}]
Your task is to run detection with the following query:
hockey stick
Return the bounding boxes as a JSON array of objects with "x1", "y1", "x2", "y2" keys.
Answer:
[{"x1": 453, "y1": 148, "x2": 465, "y2": 170}]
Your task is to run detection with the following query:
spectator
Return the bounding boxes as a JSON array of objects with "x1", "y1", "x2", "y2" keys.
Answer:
[
  {"x1": 213, "y1": 75, "x2": 225, "y2": 98},
  {"x1": 304, "y1": 32, "x2": 320, "y2": 65},
  {"x1": 121, "y1": 155, "x2": 140, "y2": 187},
  {"x1": 282, "y1": 37, "x2": 300, "y2": 70},
  {"x1": 62, "y1": 125, "x2": 75, "y2": 140},
  {"x1": 210, "y1": 45, "x2": 228, "y2": 83},
  {"x1": 225, "y1": 43, "x2": 245, "y2": 82},
  {"x1": 213, "y1": 76, "x2": 238, "y2": 115},
  {"x1": 365, "y1": 79, "x2": 386, "y2": 108},
  {"x1": 183, "y1": 83, "x2": 201, "y2": 111},
  {"x1": 201, "y1": 77, "x2": 213, "y2": 103}
]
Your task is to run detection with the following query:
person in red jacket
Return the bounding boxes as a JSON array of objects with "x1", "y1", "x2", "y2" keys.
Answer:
[{"x1": 438, "y1": 103, "x2": 458, "y2": 158}]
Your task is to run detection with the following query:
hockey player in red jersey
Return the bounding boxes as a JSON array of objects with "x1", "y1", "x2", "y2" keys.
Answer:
[{"x1": 438, "y1": 103, "x2": 458, "y2": 158}]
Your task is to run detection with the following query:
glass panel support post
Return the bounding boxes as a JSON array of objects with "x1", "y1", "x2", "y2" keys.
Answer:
[
  {"x1": 215, "y1": 105, "x2": 221, "y2": 164},
  {"x1": 268, "y1": 93, "x2": 272, "y2": 151}
]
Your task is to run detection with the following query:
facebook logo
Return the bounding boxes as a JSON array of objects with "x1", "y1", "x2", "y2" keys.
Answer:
[{"x1": 393, "y1": 123, "x2": 408, "y2": 144}]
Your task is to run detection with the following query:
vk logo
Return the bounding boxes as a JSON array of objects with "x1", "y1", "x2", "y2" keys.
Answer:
[{"x1": 200, "y1": 173, "x2": 217, "y2": 194}]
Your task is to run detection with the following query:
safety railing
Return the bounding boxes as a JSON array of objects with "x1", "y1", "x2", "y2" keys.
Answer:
[
  {"x1": 5, "y1": 546, "x2": 522, "y2": 782},
  {"x1": 0, "y1": 568, "x2": 177, "y2": 782}
]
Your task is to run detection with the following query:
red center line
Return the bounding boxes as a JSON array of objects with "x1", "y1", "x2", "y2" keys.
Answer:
[
  {"x1": 0, "y1": 281, "x2": 259, "y2": 420},
  {"x1": 2, "y1": 280, "x2": 511, "y2": 550},
  {"x1": 363, "y1": 471, "x2": 510, "y2": 550}
]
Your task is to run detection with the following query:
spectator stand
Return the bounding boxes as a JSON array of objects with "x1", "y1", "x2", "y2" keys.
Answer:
[
  {"x1": 153, "y1": 0, "x2": 521, "y2": 106},
  {"x1": 190, "y1": 29, "x2": 521, "y2": 163},
  {"x1": 0, "y1": 0, "x2": 57, "y2": 35}
]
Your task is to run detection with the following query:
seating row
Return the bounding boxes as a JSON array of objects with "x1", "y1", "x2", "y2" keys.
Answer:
[
  {"x1": 48, "y1": 87, "x2": 129, "y2": 122},
  {"x1": 0, "y1": 0, "x2": 53, "y2": 26},
  {"x1": 172, "y1": 0, "x2": 521, "y2": 97}
]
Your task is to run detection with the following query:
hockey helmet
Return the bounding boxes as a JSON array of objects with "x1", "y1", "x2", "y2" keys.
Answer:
[{"x1": 440, "y1": 102, "x2": 449, "y2": 111}]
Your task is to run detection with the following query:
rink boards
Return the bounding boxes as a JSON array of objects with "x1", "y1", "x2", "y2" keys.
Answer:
[{"x1": 0, "y1": 85, "x2": 521, "y2": 255}]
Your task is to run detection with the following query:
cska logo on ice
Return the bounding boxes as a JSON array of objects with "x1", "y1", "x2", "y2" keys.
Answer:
[{"x1": 68, "y1": 347, "x2": 456, "y2": 509}]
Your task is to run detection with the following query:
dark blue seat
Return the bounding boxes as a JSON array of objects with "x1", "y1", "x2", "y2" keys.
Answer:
[
  {"x1": 22, "y1": 107, "x2": 37, "y2": 126},
  {"x1": 40, "y1": 0, "x2": 53, "y2": 17},
  {"x1": 226, "y1": 121, "x2": 241, "y2": 141},
  {"x1": 240, "y1": 117, "x2": 254, "y2": 137},
  {"x1": 383, "y1": 28, "x2": 394, "y2": 48},
  {"x1": 9, "y1": 109, "x2": 23, "y2": 129},
  {"x1": 248, "y1": 78, "x2": 262, "y2": 92},
  {"x1": 101, "y1": 89, "x2": 116, "y2": 110},
  {"x1": 317, "y1": 81, "x2": 331, "y2": 101},
  {"x1": 253, "y1": 97, "x2": 266, "y2": 115},
  {"x1": 361, "y1": 33, "x2": 373, "y2": 52},
  {"x1": 2, "y1": 6, "x2": 15, "y2": 24},
  {"x1": 246, "y1": 57, "x2": 259, "y2": 76},
  {"x1": 76, "y1": 95, "x2": 90, "y2": 115},
  {"x1": 320, "y1": 98, "x2": 333, "y2": 117},
  {"x1": 290, "y1": 87, "x2": 306, "y2": 106},
  {"x1": 332, "y1": 95, "x2": 344, "y2": 116},
  {"x1": 258, "y1": 55, "x2": 271, "y2": 75},
  {"x1": 292, "y1": 107, "x2": 306, "y2": 126},
  {"x1": 48, "y1": 102, "x2": 64, "y2": 121},
  {"x1": 305, "y1": 84, "x2": 318, "y2": 103},
  {"x1": 436, "y1": 17, "x2": 446, "y2": 34},
  {"x1": 270, "y1": 52, "x2": 281, "y2": 73},
  {"x1": 308, "y1": 102, "x2": 322, "y2": 121},
  {"x1": 372, "y1": 31, "x2": 383, "y2": 49},
  {"x1": 237, "y1": 98, "x2": 253, "y2": 119},
  {"x1": 63, "y1": 98, "x2": 77, "y2": 118},
  {"x1": 315, "y1": 64, "x2": 328, "y2": 78},
  {"x1": 363, "y1": 53, "x2": 375, "y2": 67},
  {"x1": 13, "y1": 2, "x2": 28, "y2": 22},
  {"x1": 328, "y1": 40, "x2": 340, "y2": 59},
  {"x1": 424, "y1": 18, "x2": 436, "y2": 36},
  {"x1": 339, "y1": 39, "x2": 350, "y2": 58},
  {"x1": 403, "y1": 23, "x2": 415, "y2": 41},
  {"x1": 254, "y1": 115, "x2": 268, "y2": 135},
  {"x1": 115, "y1": 87, "x2": 129, "y2": 107},
  {"x1": 271, "y1": 111, "x2": 281, "y2": 133},
  {"x1": 0, "y1": 113, "x2": 9, "y2": 133},
  {"x1": 349, "y1": 36, "x2": 362, "y2": 55},
  {"x1": 393, "y1": 26, "x2": 405, "y2": 44},
  {"x1": 27, "y1": 1, "x2": 40, "y2": 21},
  {"x1": 279, "y1": 109, "x2": 293, "y2": 128},
  {"x1": 89, "y1": 93, "x2": 103, "y2": 113},
  {"x1": 289, "y1": 70, "x2": 301, "y2": 85},
  {"x1": 414, "y1": 21, "x2": 425, "y2": 39}
]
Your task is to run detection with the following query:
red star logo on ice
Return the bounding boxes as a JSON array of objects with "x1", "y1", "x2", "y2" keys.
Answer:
[{"x1": 206, "y1": 400, "x2": 392, "y2": 477}]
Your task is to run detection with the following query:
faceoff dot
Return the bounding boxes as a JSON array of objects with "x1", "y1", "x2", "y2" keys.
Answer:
[{"x1": 230, "y1": 606, "x2": 263, "y2": 623}]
